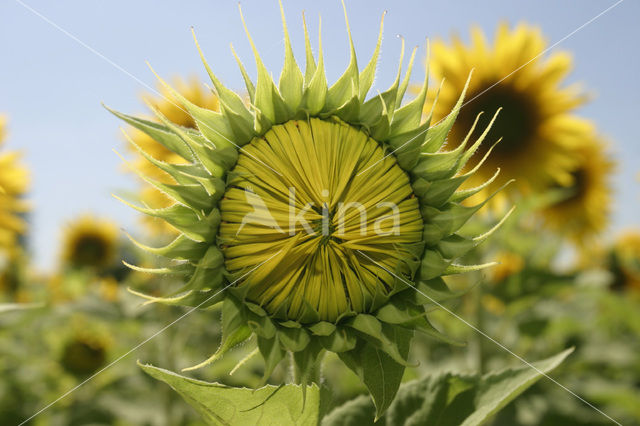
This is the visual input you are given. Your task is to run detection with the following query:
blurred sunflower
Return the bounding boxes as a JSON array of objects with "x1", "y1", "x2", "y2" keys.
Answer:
[
  {"x1": 61, "y1": 215, "x2": 118, "y2": 270},
  {"x1": 0, "y1": 247, "x2": 29, "y2": 300},
  {"x1": 60, "y1": 318, "x2": 112, "y2": 377},
  {"x1": 490, "y1": 251, "x2": 524, "y2": 283},
  {"x1": 0, "y1": 116, "x2": 30, "y2": 253},
  {"x1": 128, "y1": 77, "x2": 219, "y2": 236},
  {"x1": 609, "y1": 230, "x2": 640, "y2": 291},
  {"x1": 541, "y1": 134, "x2": 614, "y2": 242},
  {"x1": 426, "y1": 23, "x2": 589, "y2": 207}
]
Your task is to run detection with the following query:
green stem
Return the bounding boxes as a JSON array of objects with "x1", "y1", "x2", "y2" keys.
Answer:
[
  {"x1": 474, "y1": 284, "x2": 487, "y2": 375},
  {"x1": 160, "y1": 306, "x2": 178, "y2": 426}
]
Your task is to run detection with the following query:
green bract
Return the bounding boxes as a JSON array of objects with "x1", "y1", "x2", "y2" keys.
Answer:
[{"x1": 108, "y1": 1, "x2": 511, "y2": 416}]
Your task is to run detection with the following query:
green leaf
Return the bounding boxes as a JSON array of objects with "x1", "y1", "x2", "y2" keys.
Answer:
[
  {"x1": 321, "y1": 395, "x2": 377, "y2": 426},
  {"x1": 338, "y1": 327, "x2": 412, "y2": 419},
  {"x1": 324, "y1": 349, "x2": 573, "y2": 426},
  {"x1": 257, "y1": 335, "x2": 285, "y2": 382},
  {"x1": 140, "y1": 363, "x2": 326, "y2": 426},
  {"x1": 459, "y1": 349, "x2": 573, "y2": 426}
]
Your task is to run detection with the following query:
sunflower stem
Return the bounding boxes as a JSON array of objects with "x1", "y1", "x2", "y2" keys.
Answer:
[{"x1": 474, "y1": 283, "x2": 487, "y2": 375}]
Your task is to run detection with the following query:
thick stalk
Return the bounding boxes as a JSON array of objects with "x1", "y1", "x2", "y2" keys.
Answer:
[{"x1": 474, "y1": 284, "x2": 487, "y2": 374}]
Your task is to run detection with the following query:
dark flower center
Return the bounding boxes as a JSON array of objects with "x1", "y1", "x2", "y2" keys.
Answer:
[
  {"x1": 454, "y1": 83, "x2": 539, "y2": 157},
  {"x1": 555, "y1": 167, "x2": 588, "y2": 206},
  {"x1": 61, "y1": 340, "x2": 106, "y2": 376},
  {"x1": 72, "y1": 235, "x2": 109, "y2": 268}
]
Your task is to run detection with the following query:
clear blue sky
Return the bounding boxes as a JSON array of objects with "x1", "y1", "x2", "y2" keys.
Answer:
[{"x1": 0, "y1": 0, "x2": 638, "y2": 270}]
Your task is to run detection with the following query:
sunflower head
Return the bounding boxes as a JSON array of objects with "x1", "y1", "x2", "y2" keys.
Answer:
[
  {"x1": 426, "y1": 23, "x2": 589, "y2": 208},
  {"x1": 0, "y1": 115, "x2": 30, "y2": 254},
  {"x1": 61, "y1": 215, "x2": 119, "y2": 270},
  {"x1": 110, "y1": 2, "x2": 510, "y2": 413},
  {"x1": 541, "y1": 133, "x2": 614, "y2": 243}
]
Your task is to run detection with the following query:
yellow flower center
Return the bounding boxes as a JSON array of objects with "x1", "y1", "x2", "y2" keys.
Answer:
[{"x1": 219, "y1": 118, "x2": 423, "y2": 322}]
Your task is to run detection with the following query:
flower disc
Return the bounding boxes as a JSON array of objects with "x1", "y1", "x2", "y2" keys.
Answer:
[{"x1": 219, "y1": 118, "x2": 423, "y2": 322}]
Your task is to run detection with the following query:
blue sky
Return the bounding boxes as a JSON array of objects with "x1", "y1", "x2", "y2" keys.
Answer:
[{"x1": 0, "y1": 0, "x2": 638, "y2": 269}]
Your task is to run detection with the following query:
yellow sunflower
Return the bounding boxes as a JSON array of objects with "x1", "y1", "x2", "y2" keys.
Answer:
[
  {"x1": 61, "y1": 215, "x2": 119, "y2": 270},
  {"x1": 426, "y1": 23, "x2": 590, "y2": 207},
  {"x1": 128, "y1": 76, "x2": 220, "y2": 235},
  {"x1": 0, "y1": 246, "x2": 28, "y2": 300},
  {"x1": 490, "y1": 250, "x2": 524, "y2": 283},
  {"x1": 610, "y1": 230, "x2": 640, "y2": 291},
  {"x1": 541, "y1": 133, "x2": 614, "y2": 243},
  {"x1": 0, "y1": 116, "x2": 30, "y2": 252}
]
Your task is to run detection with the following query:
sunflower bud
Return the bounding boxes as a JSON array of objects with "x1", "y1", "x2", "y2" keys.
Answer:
[{"x1": 110, "y1": 1, "x2": 510, "y2": 411}]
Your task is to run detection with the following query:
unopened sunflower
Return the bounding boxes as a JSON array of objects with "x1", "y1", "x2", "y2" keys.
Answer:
[
  {"x1": 128, "y1": 77, "x2": 219, "y2": 236},
  {"x1": 61, "y1": 215, "x2": 119, "y2": 270},
  {"x1": 110, "y1": 3, "x2": 510, "y2": 412},
  {"x1": 541, "y1": 133, "x2": 614, "y2": 243},
  {"x1": 426, "y1": 23, "x2": 590, "y2": 206},
  {"x1": 0, "y1": 116, "x2": 29, "y2": 253}
]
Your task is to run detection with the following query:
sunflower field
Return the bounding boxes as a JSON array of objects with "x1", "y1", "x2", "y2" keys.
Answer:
[{"x1": 1, "y1": 1, "x2": 638, "y2": 425}]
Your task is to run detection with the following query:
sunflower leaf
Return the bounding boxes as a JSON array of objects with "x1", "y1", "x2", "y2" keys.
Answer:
[
  {"x1": 324, "y1": 349, "x2": 573, "y2": 426},
  {"x1": 338, "y1": 327, "x2": 412, "y2": 420},
  {"x1": 257, "y1": 335, "x2": 285, "y2": 382},
  {"x1": 140, "y1": 363, "x2": 326, "y2": 425}
]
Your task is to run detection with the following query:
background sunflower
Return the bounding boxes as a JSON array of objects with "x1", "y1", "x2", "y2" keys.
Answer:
[
  {"x1": 541, "y1": 132, "x2": 615, "y2": 243},
  {"x1": 426, "y1": 23, "x2": 591, "y2": 207},
  {"x1": 61, "y1": 215, "x2": 119, "y2": 270},
  {"x1": 609, "y1": 230, "x2": 640, "y2": 291},
  {"x1": 0, "y1": 115, "x2": 29, "y2": 255}
]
